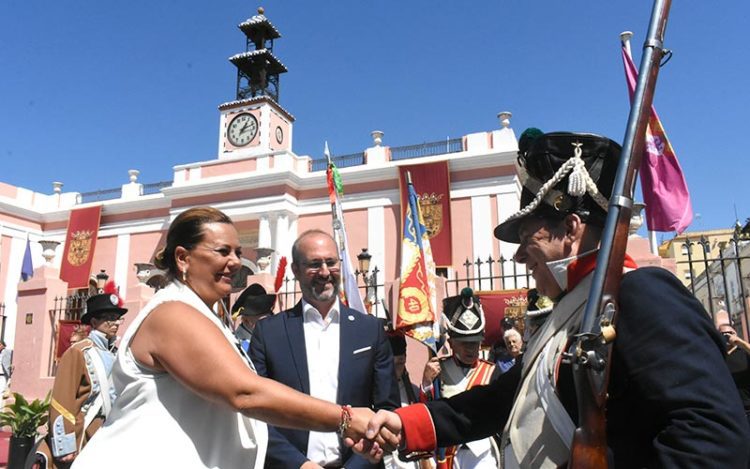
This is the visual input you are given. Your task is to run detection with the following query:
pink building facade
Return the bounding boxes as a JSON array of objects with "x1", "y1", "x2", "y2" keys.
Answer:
[
  {"x1": 0, "y1": 89, "x2": 529, "y2": 398},
  {"x1": 0, "y1": 10, "x2": 673, "y2": 400}
]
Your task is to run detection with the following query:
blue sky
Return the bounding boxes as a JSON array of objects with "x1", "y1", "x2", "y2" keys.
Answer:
[{"x1": 1, "y1": 1, "x2": 748, "y2": 240}]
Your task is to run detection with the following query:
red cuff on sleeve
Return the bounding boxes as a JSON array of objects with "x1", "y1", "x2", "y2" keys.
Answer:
[{"x1": 394, "y1": 403, "x2": 437, "y2": 453}]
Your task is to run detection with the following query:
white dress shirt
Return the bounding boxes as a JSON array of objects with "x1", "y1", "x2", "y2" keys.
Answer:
[{"x1": 302, "y1": 299, "x2": 341, "y2": 466}]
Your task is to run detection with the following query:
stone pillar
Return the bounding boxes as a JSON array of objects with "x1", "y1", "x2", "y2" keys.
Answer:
[
  {"x1": 13, "y1": 265, "x2": 69, "y2": 400},
  {"x1": 272, "y1": 212, "x2": 289, "y2": 273},
  {"x1": 121, "y1": 169, "x2": 144, "y2": 199},
  {"x1": 258, "y1": 214, "x2": 272, "y2": 250},
  {"x1": 490, "y1": 111, "x2": 518, "y2": 151}
]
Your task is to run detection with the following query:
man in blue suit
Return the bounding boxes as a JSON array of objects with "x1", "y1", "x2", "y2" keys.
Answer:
[{"x1": 250, "y1": 229, "x2": 399, "y2": 468}]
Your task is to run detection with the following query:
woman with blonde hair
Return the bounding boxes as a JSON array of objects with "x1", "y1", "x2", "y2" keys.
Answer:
[{"x1": 73, "y1": 207, "x2": 379, "y2": 468}]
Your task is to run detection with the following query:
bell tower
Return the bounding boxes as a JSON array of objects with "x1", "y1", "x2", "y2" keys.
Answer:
[{"x1": 218, "y1": 7, "x2": 294, "y2": 158}]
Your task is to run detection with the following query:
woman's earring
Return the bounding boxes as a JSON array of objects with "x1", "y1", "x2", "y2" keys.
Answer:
[{"x1": 182, "y1": 269, "x2": 187, "y2": 283}]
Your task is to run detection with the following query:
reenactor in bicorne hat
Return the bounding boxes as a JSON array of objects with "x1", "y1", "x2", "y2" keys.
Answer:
[
  {"x1": 359, "y1": 129, "x2": 750, "y2": 468},
  {"x1": 231, "y1": 283, "x2": 276, "y2": 353},
  {"x1": 34, "y1": 281, "x2": 127, "y2": 468},
  {"x1": 419, "y1": 287, "x2": 500, "y2": 469}
]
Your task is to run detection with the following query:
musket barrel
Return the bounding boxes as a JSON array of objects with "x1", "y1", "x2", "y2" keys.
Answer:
[
  {"x1": 568, "y1": 1, "x2": 673, "y2": 467},
  {"x1": 580, "y1": 0, "x2": 672, "y2": 335}
]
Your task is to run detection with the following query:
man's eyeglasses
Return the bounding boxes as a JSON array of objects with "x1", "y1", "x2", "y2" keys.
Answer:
[
  {"x1": 301, "y1": 258, "x2": 341, "y2": 273},
  {"x1": 97, "y1": 313, "x2": 123, "y2": 323}
]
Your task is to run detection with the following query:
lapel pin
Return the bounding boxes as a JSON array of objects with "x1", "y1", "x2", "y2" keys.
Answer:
[{"x1": 348, "y1": 315, "x2": 355, "y2": 321}]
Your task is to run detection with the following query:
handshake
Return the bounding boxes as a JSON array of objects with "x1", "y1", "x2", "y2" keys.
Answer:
[{"x1": 342, "y1": 408, "x2": 405, "y2": 462}]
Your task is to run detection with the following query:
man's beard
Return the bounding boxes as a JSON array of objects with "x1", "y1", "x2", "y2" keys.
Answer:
[{"x1": 306, "y1": 277, "x2": 340, "y2": 302}]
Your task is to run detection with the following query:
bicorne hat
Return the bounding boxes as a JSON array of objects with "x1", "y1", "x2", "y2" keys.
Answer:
[
  {"x1": 81, "y1": 281, "x2": 127, "y2": 325},
  {"x1": 443, "y1": 287, "x2": 485, "y2": 342},
  {"x1": 494, "y1": 129, "x2": 622, "y2": 243},
  {"x1": 232, "y1": 283, "x2": 276, "y2": 317}
]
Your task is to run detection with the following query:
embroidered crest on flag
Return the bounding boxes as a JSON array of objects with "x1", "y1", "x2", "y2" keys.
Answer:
[
  {"x1": 418, "y1": 192, "x2": 444, "y2": 238},
  {"x1": 67, "y1": 230, "x2": 94, "y2": 266}
]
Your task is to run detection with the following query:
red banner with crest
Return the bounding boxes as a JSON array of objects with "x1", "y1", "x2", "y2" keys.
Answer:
[
  {"x1": 476, "y1": 289, "x2": 528, "y2": 347},
  {"x1": 60, "y1": 205, "x2": 102, "y2": 289},
  {"x1": 56, "y1": 320, "x2": 89, "y2": 359},
  {"x1": 398, "y1": 162, "x2": 452, "y2": 266}
]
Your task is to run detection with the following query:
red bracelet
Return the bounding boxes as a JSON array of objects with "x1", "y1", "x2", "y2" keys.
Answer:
[{"x1": 338, "y1": 405, "x2": 352, "y2": 437}]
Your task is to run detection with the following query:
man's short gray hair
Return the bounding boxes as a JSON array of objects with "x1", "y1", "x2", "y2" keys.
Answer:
[{"x1": 504, "y1": 328, "x2": 522, "y2": 341}]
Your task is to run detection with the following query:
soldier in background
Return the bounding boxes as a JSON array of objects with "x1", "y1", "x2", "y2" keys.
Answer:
[
  {"x1": 34, "y1": 285, "x2": 127, "y2": 468},
  {"x1": 0, "y1": 340, "x2": 13, "y2": 407},
  {"x1": 232, "y1": 283, "x2": 276, "y2": 353},
  {"x1": 420, "y1": 288, "x2": 500, "y2": 468}
]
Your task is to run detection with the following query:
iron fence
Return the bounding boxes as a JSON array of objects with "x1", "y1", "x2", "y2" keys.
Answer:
[
  {"x1": 679, "y1": 230, "x2": 750, "y2": 338},
  {"x1": 310, "y1": 152, "x2": 366, "y2": 172},
  {"x1": 79, "y1": 187, "x2": 121, "y2": 203},
  {"x1": 47, "y1": 291, "x2": 91, "y2": 375},
  {"x1": 278, "y1": 267, "x2": 383, "y2": 316},
  {"x1": 445, "y1": 256, "x2": 532, "y2": 296},
  {"x1": 78, "y1": 180, "x2": 172, "y2": 203},
  {"x1": 390, "y1": 138, "x2": 463, "y2": 161},
  {"x1": 142, "y1": 180, "x2": 172, "y2": 195},
  {"x1": 278, "y1": 258, "x2": 531, "y2": 317}
]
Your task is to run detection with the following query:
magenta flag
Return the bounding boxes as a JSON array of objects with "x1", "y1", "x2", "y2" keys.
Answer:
[{"x1": 622, "y1": 45, "x2": 693, "y2": 233}]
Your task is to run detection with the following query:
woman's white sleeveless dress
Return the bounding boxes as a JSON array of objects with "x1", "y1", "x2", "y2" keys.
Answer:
[{"x1": 72, "y1": 281, "x2": 268, "y2": 469}]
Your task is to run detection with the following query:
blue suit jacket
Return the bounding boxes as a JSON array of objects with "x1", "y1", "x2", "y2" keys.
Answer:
[{"x1": 250, "y1": 301, "x2": 399, "y2": 468}]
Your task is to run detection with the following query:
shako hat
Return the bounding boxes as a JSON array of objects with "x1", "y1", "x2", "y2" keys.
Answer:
[
  {"x1": 443, "y1": 287, "x2": 485, "y2": 342},
  {"x1": 232, "y1": 283, "x2": 276, "y2": 317},
  {"x1": 81, "y1": 281, "x2": 127, "y2": 325},
  {"x1": 494, "y1": 129, "x2": 622, "y2": 243}
]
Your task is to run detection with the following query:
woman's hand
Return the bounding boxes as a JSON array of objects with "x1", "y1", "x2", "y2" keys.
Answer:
[{"x1": 346, "y1": 408, "x2": 404, "y2": 462}]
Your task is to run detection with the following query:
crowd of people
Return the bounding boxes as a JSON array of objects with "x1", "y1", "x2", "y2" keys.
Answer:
[{"x1": 18, "y1": 128, "x2": 750, "y2": 468}]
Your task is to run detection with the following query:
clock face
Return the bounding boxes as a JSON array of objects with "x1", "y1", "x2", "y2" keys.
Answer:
[
  {"x1": 227, "y1": 113, "x2": 258, "y2": 147},
  {"x1": 275, "y1": 126, "x2": 284, "y2": 144}
]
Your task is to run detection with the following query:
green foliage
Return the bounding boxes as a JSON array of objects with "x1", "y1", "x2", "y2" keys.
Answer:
[{"x1": 0, "y1": 392, "x2": 51, "y2": 437}]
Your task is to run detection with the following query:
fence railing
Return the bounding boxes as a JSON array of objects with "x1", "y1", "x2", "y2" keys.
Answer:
[
  {"x1": 309, "y1": 152, "x2": 366, "y2": 172},
  {"x1": 445, "y1": 256, "x2": 532, "y2": 296},
  {"x1": 678, "y1": 232, "x2": 750, "y2": 338},
  {"x1": 390, "y1": 138, "x2": 463, "y2": 161},
  {"x1": 78, "y1": 180, "x2": 172, "y2": 203},
  {"x1": 278, "y1": 257, "x2": 531, "y2": 318},
  {"x1": 47, "y1": 291, "x2": 90, "y2": 375}
]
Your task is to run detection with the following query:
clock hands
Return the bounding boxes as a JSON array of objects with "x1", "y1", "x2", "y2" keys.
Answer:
[{"x1": 240, "y1": 121, "x2": 255, "y2": 134}]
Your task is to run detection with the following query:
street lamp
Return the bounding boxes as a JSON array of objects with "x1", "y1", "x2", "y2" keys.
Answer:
[
  {"x1": 356, "y1": 248, "x2": 378, "y2": 314},
  {"x1": 95, "y1": 270, "x2": 109, "y2": 293},
  {"x1": 356, "y1": 248, "x2": 372, "y2": 274}
]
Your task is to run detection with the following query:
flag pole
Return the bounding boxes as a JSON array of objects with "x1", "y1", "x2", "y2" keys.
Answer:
[
  {"x1": 325, "y1": 143, "x2": 368, "y2": 314},
  {"x1": 621, "y1": 30, "x2": 659, "y2": 255}
]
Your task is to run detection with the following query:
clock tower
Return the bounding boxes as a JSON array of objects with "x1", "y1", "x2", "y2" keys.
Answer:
[{"x1": 218, "y1": 7, "x2": 294, "y2": 158}]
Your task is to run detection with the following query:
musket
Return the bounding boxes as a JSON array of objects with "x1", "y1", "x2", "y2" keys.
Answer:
[{"x1": 567, "y1": 1, "x2": 673, "y2": 467}]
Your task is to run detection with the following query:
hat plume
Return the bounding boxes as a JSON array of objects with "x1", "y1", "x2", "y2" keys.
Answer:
[{"x1": 103, "y1": 280, "x2": 123, "y2": 307}]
